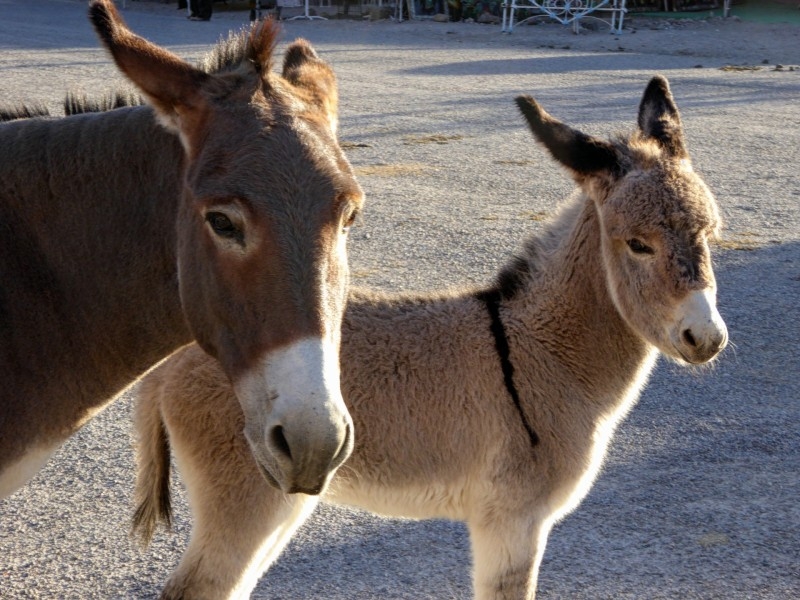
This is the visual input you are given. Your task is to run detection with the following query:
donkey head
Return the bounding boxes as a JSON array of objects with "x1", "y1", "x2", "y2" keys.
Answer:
[
  {"x1": 517, "y1": 76, "x2": 727, "y2": 364},
  {"x1": 90, "y1": 0, "x2": 361, "y2": 494}
]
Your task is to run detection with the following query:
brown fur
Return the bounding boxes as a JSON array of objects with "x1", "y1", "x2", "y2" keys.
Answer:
[
  {"x1": 134, "y1": 77, "x2": 728, "y2": 599},
  {"x1": 0, "y1": 0, "x2": 362, "y2": 499}
]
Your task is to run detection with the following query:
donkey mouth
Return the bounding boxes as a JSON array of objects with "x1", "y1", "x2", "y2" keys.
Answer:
[
  {"x1": 288, "y1": 481, "x2": 326, "y2": 495},
  {"x1": 673, "y1": 339, "x2": 726, "y2": 365},
  {"x1": 254, "y1": 456, "x2": 328, "y2": 495},
  {"x1": 254, "y1": 459, "x2": 282, "y2": 491}
]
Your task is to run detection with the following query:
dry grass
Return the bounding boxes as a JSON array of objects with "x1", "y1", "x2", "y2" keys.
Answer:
[
  {"x1": 698, "y1": 532, "x2": 731, "y2": 548},
  {"x1": 354, "y1": 163, "x2": 431, "y2": 177},
  {"x1": 402, "y1": 133, "x2": 464, "y2": 145},
  {"x1": 519, "y1": 210, "x2": 549, "y2": 221},
  {"x1": 713, "y1": 232, "x2": 762, "y2": 251},
  {"x1": 340, "y1": 141, "x2": 372, "y2": 150},
  {"x1": 719, "y1": 64, "x2": 798, "y2": 72},
  {"x1": 719, "y1": 64, "x2": 762, "y2": 71},
  {"x1": 494, "y1": 159, "x2": 538, "y2": 166}
]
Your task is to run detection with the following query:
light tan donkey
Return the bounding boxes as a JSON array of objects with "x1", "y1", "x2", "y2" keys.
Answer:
[{"x1": 134, "y1": 77, "x2": 727, "y2": 599}]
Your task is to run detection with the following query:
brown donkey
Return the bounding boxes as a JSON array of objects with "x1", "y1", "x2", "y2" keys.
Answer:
[
  {"x1": 0, "y1": 0, "x2": 362, "y2": 499},
  {"x1": 135, "y1": 77, "x2": 727, "y2": 599}
]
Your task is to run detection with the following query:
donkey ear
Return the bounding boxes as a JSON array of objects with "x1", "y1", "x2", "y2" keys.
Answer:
[
  {"x1": 89, "y1": 0, "x2": 209, "y2": 134},
  {"x1": 637, "y1": 76, "x2": 687, "y2": 158},
  {"x1": 282, "y1": 39, "x2": 339, "y2": 135},
  {"x1": 516, "y1": 95, "x2": 620, "y2": 180}
]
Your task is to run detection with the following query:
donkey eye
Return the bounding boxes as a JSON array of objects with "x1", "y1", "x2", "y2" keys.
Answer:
[
  {"x1": 627, "y1": 238, "x2": 654, "y2": 255},
  {"x1": 206, "y1": 211, "x2": 243, "y2": 243},
  {"x1": 342, "y1": 209, "x2": 358, "y2": 234}
]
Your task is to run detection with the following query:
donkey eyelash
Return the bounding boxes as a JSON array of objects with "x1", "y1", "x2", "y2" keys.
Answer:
[
  {"x1": 206, "y1": 211, "x2": 245, "y2": 245},
  {"x1": 627, "y1": 238, "x2": 654, "y2": 255},
  {"x1": 341, "y1": 206, "x2": 360, "y2": 234}
]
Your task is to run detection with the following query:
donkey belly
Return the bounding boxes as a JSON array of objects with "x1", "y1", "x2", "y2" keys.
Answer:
[
  {"x1": 0, "y1": 387, "x2": 120, "y2": 499},
  {"x1": 0, "y1": 442, "x2": 61, "y2": 499},
  {"x1": 325, "y1": 478, "x2": 470, "y2": 522}
]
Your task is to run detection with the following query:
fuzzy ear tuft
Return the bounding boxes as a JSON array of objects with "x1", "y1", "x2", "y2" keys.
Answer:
[
  {"x1": 246, "y1": 18, "x2": 281, "y2": 75},
  {"x1": 637, "y1": 75, "x2": 687, "y2": 158},
  {"x1": 515, "y1": 95, "x2": 620, "y2": 179},
  {"x1": 282, "y1": 39, "x2": 321, "y2": 74},
  {"x1": 282, "y1": 39, "x2": 339, "y2": 135},
  {"x1": 88, "y1": 0, "x2": 119, "y2": 49}
]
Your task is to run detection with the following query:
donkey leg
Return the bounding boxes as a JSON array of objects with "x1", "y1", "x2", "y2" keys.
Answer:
[
  {"x1": 154, "y1": 351, "x2": 321, "y2": 600},
  {"x1": 162, "y1": 432, "x2": 319, "y2": 600},
  {"x1": 468, "y1": 514, "x2": 552, "y2": 600}
]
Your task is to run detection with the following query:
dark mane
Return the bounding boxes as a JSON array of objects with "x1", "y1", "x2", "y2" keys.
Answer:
[
  {"x1": 478, "y1": 193, "x2": 585, "y2": 302},
  {"x1": 198, "y1": 19, "x2": 280, "y2": 75},
  {"x1": 2, "y1": 20, "x2": 281, "y2": 122},
  {"x1": 0, "y1": 103, "x2": 50, "y2": 122},
  {"x1": 489, "y1": 246, "x2": 540, "y2": 301},
  {"x1": 64, "y1": 90, "x2": 143, "y2": 115},
  {"x1": 1, "y1": 92, "x2": 143, "y2": 121}
]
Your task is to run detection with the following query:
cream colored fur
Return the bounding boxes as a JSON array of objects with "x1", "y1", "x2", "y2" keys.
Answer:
[{"x1": 133, "y1": 77, "x2": 727, "y2": 599}]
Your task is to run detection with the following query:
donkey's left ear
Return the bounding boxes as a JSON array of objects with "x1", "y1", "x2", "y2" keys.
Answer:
[
  {"x1": 89, "y1": 0, "x2": 209, "y2": 144},
  {"x1": 637, "y1": 76, "x2": 687, "y2": 158},
  {"x1": 516, "y1": 95, "x2": 621, "y2": 181},
  {"x1": 282, "y1": 39, "x2": 339, "y2": 136}
]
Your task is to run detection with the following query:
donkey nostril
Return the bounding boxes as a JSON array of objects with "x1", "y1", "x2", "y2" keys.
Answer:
[
  {"x1": 270, "y1": 425, "x2": 292, "y2": 461},
  {"x1": 682, "y1": 328, "x2": 697, "y2": 348}
]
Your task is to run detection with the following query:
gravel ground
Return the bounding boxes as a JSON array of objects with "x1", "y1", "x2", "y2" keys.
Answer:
[{"x1": 0, "y1": 1, "x2": 798, "y2": 598}]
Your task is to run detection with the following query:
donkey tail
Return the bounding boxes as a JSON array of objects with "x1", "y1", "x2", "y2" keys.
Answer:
[{"x1": 131, "y1": 371, "x2": 173, "y2": 547}]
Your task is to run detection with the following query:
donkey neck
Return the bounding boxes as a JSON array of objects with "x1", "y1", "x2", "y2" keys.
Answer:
[
  {"x1": 508, "y1": 195, "x2": 656, "y2": 410},
  {"x1": 0, "y1": 107, "x2": 192, "y2": 461}
]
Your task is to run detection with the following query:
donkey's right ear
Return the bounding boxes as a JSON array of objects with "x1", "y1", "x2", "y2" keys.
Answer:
[
  {"x1": 516, "y1": 95, "x2": 621, "y2": 182},
  {"x1": 637, "y1": 76, "x2": 687, "y2": 159},
  {"x1": 281, "y1": 39, "x2": 339, "y2": 135},
  {"x1": 89, "y1": 0, "x2": 209, "y2": 136}
]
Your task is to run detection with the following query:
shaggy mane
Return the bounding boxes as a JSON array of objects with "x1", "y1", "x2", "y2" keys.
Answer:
[
  {"x1": 486, "y1": 192, "x2": 586, "y2": 301},
  {"x1": 1, "y1": 19, "x2": 281, "y2": 121},
  {"x1": 0, "y1": 103, "x2": 50, "y2": 122},
  {"x1": 64, "y1": 90, "x2": 143, "y2": 115},
  {"x1": 198, "y1": 18, "x2": 280, "y2": 75}
]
